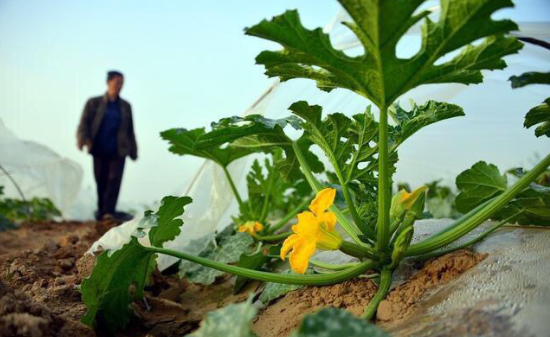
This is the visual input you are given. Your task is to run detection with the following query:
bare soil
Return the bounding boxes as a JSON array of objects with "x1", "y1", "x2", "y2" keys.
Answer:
[{"x1": 0, "y1": 221, "x2": 485, "y2": 337}]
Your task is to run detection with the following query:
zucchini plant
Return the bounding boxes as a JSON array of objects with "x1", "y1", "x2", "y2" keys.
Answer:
[{"x1": 80, "y1": 0, "x2": 550, "y2": 333}]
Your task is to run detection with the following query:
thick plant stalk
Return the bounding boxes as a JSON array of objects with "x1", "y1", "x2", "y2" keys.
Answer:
[
  {"x1": 407, "y1": 153, "x2": 550, "y2": 256},
  {"x1": 340, "y1": 241, "x2": 379, "y2": 260},
  {"x1": 376, "y1": 106, "x2": 391, "y2": 253},
  {"x1": 415, "y1": 211, "x2": 523, "y2": 261},
  {"x1": 309, "y1": 259, "x2": 361, "y2": 271},
  {"x1": 361, "y1": 269, "x2": 392, "y2": 320},
  {"x1": 143, "y1": 244, "x2": 379, "y2": 285}
]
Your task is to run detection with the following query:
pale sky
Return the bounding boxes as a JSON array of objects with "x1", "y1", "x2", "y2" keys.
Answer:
[{"x1": 1, "y1": 0, "x2": 549, "y2": 212}]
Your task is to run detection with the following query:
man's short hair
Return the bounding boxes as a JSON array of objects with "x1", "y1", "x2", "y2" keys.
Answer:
[{"x1": 107, "y1": 70, "x2": 124, "y2": 81}]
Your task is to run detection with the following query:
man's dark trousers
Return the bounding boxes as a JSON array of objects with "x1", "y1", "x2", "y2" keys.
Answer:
[{"x1": 93, "y1": 155, "x2": 125, "y2": 217}]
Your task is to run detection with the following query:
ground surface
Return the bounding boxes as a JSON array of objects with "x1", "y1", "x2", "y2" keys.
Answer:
[{"x1": 0, "y1": 221, "x2": 484, "y2": 337}]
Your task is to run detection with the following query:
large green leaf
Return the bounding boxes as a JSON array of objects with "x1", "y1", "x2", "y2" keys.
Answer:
[
  {"x1": 291, "y1": 308, "x2": 391, "y2": 337},
  {"x1": 196, "y1": 114, "x2": 324, "y2": 180},
  {"x1": 455, "y1": 161, "x2": 507, "y2": 213},
  {"x1": 456, "y1": 163, "x2": 550, "y2": 225},
  {"x1": 186, "y1": 298, "x2": 257, "y2": 337},
  {"x1": 179, "y1": 232, "x2": 255, "y2": 285},
  {"x1": 524, "y1": 98, "x2": 550, "y2": 138},
  {"x1": 246, "y1": 0, "x2": 522, "y2": 107},
  {"x1": 390, "y1": 101, "x2": 464, "y2": 146},
  {"x1": 80, "y1": 196, "x2": 192, "y2": 333},
  {"x1": 160, "y1": 128, "x2": 253, "y2": 167},
  {"x1": 510, "y1": 71, "x2": 550, "y2": 88}
]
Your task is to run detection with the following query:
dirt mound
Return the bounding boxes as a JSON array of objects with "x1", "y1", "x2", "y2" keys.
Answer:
[
  {"x1": 0, "y1": 279, "x2": 93, "y2": 337},
  {"x1": 0, "y1": 220, "x2": 486, "y2": 337},
  {"x1": 252, "y1": 250, "x2": 485, "y2": 337},
  {"x1": 0, "y1": 221, "x2": 116, "y2": 337}
]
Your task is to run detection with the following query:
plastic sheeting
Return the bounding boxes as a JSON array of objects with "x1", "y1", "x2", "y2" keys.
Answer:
[
  {"x1": 0, "y1": 117, "x2": 84, "y2": 219},
  {"x1": 388, "y1": 223, "x2": 550, "y2": 337},
  {"x1": 91, "y1": 6, "x2": 550, "y2": 272}
]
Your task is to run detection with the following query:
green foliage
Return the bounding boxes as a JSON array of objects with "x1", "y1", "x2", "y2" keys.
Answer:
[
  {"x1": 186, "y1": 298, "x2": 257, "y2": 337},
  {"x1": 510, "y1": 71, "x2": 550, "y2": 138},
  {"x1": 0, "y1": 213, "x2": 16, "y2": 232},
  {"x1": 245, "y1": 0, "x2": 522, "y2": 107},
  {"x1": 0, "y1": 186, "x2": 61, "y2": 222},
  {"x1": 259, "y1": 269, "x2": 309, "y2": 304},
  {"x1": 234, "y1": 248, "x2": 269, "y2": 293},
  {"x1": 238, "y1": 151, "x2": 312, "y2": 223},
  {"x1": 524, "y1": 98, "x2": 550, "y2": 138},
  {"x1": 291, "y1": 308, "x2": 390, "y2": 337},
  {"x1": 160, "y1": 128, "x2": 253, "y2": 167},
  {"x1": 456, "y1": 162, "x2": 550, "y2": 225},
  {"x1": 80, "y1": 196, "x2": 192, "y2": 332},
  {"x1": 424, "y1": 180, "x2": 461, "y2": 219},
  {"x1": 389, "y1": 101, "x2": 464, "y2": 146},
  {"x1": 510, "y1": 71, "x2": 550, "y2": 88},
  {"x1": 179, "y1": 231, "x2": 255, "y2": 285},
  {"x1": 455, "y1": 162, "x2": 508, "y2": 213},
  {"x1": 194, "y1": 114, "x2": 324, "y2": 181}
]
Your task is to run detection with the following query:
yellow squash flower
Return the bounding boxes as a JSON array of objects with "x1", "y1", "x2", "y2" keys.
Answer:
[
  {"x1": 238, "y1": 221, "x2": 264, "y2": 236},
  {"x1": 280, "y1": 188, "x2": 343, "y2": 274}
]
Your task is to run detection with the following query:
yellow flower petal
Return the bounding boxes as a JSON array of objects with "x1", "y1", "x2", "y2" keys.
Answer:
[
  {"x1": 309, "y1": 188, "x2": 336, "y2": 216},
  {"x1": 288, "y1": 238, "x2": 316, "y2": 274},
  {"x1": 292, "y1": 211, "x2": 319, "y2": 236},
  {"x1": 318, "y1": 211, "x2": 337, "y2": 231},
  {"x1": 281, "y1": 234, "x2": 300, "y2": 260}
]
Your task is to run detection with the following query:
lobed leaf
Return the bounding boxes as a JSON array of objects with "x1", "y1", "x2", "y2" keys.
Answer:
[
  {"x1": 456, "y1": 163, "x2": 550, "y2": 225},
  {"x1": 80, "y1": 196, "x2": 192, "y2": 332},
  {"x1": 455, "y1": 161, "x2": 507, "y2": 213},
  {"x1": 199, "y1": 114, "x2": 324, "y2": 180},
  {"x1": 259, "y1": 269, "x2": 309, "y2": 304},
  {"x1": 246, "y1": 0, "x2": 522, "y2": 106},
  {"x1": 160, "y1": 128, "x2": 253, "y2": 167},
  {"x1": 179, "y1": 232, "x2": 255, "y2": 285},
  {"x1": 186, "y1": 298, "x2": 257, "y2": 337}
]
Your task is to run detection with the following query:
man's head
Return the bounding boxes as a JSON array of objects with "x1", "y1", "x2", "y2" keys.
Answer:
[{"x1": 106, "y1": 70, "x2": 124, "y2": 98}]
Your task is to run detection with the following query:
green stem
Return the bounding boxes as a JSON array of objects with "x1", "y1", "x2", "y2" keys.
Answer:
[
  {"x1": 256, "y1": 231, "x2": 292, "y2": 243},
  {"x1": 407, "y1": 153, "x2": 550, "y2": 256},
  {"x1": 291, "y1": 141, "x2": 363, "y2": 245},
  {"x1": 143, "y1": 244, "x2": 378, "y2": 285},
  {"x1": 340, "y1": 241, "x2": 379, "y2": 260},
  {"x1": 309, "y1": 259, "x2": 361, "y2": 271},
  {"x1": 390, "y1": 214, "x2": 416, "y2": 247},
  {"x1": 221, "y1": 165, "x2": 246, "y2": 212},
  {"x1": 341, "y1": 181, "x2": 372, "y2": 238},
  {"x1": 361, "y1": 269, "x2": 392, "y2": 320},
  {"x1": 415, "y1": 211, "x2": 523, "y2": 261},
  {"x1": 259, "y1": 172, "x2": 274, "y2": 223},
  {"x1": 377, "y1": 105, "x2": 391, "y2": 253},
  {"x1": 267, "y1": 198, "x2": 309, "y2": 234}
]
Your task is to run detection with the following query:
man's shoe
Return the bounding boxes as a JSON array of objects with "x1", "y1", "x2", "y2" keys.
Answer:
[
  {"x1": 101, "y1": 213, "x2": 115, "y2": 221},
  {"x1": 113, "y1": 211, "x2": 133, "y2": 222}
]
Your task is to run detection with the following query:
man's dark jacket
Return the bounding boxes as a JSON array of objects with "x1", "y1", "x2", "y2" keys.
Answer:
[{"x1": 77, "y1": 94, "x2": 138, "y2": 159}]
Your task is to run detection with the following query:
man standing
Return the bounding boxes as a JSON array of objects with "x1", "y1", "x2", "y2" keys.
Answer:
[{"x1": 77, "y1": 71, "x2": 137, "y2": 221}]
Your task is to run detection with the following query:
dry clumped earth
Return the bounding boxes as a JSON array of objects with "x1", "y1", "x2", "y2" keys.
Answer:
[{"x1": 0, "y1": 221, "x2": 484, "y2": 337}]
